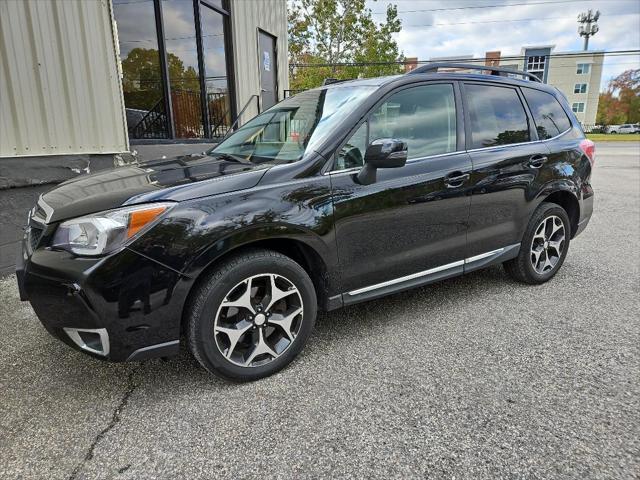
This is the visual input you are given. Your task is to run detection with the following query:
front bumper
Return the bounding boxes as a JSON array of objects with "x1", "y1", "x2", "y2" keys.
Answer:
[{"x1": 17, "y1": 238, "x2": 191, "y2": 362}]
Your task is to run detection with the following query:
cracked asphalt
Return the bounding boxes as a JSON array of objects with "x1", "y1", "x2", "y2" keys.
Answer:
[{"x1": 1, "y1": 142, "x2": 638, "y2": 479}]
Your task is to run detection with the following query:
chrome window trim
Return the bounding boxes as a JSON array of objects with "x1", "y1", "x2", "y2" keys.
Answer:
[
  {"x1": 465, "y1": 127, "x2": 571, "y2": 153},
  {"x1": 347, "y1": 245, "x2": 518, "y2": 296}
]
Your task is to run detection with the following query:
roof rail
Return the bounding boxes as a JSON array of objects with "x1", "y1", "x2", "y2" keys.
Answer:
[
  {"x1": 323, "y1": 78, "x2": 350, "y2": 86},
  {"x1": 407, "y1": 62, "x2": 542, "y2": 83}
]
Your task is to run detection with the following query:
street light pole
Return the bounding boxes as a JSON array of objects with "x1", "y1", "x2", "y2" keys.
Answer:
[{"x1": 578, "y1": 10, "x2": 600, "y2": 51}]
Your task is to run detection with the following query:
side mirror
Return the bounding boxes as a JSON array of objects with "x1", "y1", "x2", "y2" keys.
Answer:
[{"x1": 357, "y1": 138, "x2": 408, "y2": 185}]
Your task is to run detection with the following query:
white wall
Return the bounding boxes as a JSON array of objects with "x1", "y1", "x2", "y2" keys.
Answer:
[
  {"x1": 229, "y1": 0, "x2": 288, "y2": 124},
  {"x1": 0, "y1": 0, "x2": 128, "y2": 158}
]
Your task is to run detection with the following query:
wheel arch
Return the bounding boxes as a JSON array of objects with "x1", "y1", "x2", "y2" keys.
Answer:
[
  {"x1": 539, "y1": 188, "x2": 580, "y2": 238},
  {"x1": 180, "y1": 228, "x2": 335, "y2": 335}
]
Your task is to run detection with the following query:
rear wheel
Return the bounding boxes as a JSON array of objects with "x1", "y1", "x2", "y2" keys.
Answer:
[
  {"x1": 187, "y1": 249, "x2": 317, "y2": 381},
  {"x1": 504, "y1": 202, "x2": 571, "y2": 284}
]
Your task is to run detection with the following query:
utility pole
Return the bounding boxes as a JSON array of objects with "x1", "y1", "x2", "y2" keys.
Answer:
[{"x1": 578, "y1": 10, "x2": 600, "y2": 50}]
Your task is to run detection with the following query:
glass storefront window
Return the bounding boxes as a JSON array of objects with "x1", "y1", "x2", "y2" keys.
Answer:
[
  {"x1": 113, "y1": 0, "x2": 168, "y2": 139},
  {"x1": 162, "y1": 0, "x2": 204, "y2": 138},
  {"x1": 114, "y1": 0, "x2": 233, "y2": 140},
  {"x1": 204, "y1": 0, "x2": 225, "y2": 10},
  {"x1": 201, "y1": 4, "x2": 231, "y2": 137}
]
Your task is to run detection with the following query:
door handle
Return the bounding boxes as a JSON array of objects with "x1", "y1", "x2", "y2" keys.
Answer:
[
  {"x1": 528, "y1": 155, "x2": 547, "y2": 168},
  {"x1": 444, "y1": 172, "x2": 470, "y2": 188}
]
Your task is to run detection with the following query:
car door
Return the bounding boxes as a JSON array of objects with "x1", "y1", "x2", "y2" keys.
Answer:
[
  {"x1": 329, "y1": 82, "x2": 473, "y2": 301},
  {"x1": 462, "y1": 82, "x2": 550, "y2": 269}
]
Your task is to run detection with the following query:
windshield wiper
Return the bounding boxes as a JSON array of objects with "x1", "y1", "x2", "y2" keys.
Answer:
[{"x1": 210, "y1": 152, "x2": 253, "y2": 165}]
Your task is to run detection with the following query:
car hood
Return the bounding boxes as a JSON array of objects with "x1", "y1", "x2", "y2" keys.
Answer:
[{"x1": 40, "y1": 154, "x2": 270, "y2": 223}]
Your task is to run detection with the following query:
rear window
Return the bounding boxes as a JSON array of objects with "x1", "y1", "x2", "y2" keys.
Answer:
[
  {"x1": 522, "y1": 88, "x2": 572, "y2": 139},
  {"x1": 465, "y1": 84, "x2": 530, "y2": 149}
]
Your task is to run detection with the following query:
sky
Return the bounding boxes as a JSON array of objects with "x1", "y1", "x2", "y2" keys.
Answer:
[{"x1": 364, "y1": 0, "x2": 640, "y2": 90}]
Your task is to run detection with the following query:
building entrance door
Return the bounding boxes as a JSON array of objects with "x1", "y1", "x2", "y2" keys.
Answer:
[{"x1": 258, "y1": 30, "x2": 277, "y2": 110}]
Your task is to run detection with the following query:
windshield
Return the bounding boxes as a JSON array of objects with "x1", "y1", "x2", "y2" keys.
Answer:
[{"x1": 210, "y1": 86, "x2": 376, "y2": 164}]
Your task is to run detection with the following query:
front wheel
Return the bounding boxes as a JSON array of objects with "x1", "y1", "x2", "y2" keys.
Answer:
[
  {"x1": 187, "y1": 249, "x2": 317, "y2": 381},
  {"x1": 504, "y1": 202, "x2": 571, "y2": 284}
]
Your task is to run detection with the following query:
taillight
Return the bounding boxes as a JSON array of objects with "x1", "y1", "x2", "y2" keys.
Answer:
[{"x1": 579, "y1": 139, "x2": 595, "y2": 166}]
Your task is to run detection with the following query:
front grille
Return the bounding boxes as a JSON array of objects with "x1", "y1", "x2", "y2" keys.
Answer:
[{"x1": 28, "y1": 225, "x2": 44, "y2": 252}]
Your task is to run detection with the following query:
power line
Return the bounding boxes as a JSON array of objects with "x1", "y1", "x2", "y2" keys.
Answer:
[
  {"x1": 404, "y1": 12, "x2": 636, "y2": 28},
  {"x1": 291, "y1": 49, "x2": 640, "y2": 68},
  {"x1": 371, "y1": 0, "x2": 631, "y2": 15}
]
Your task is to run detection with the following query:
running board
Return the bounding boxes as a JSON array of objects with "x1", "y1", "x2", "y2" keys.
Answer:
[{"x1": 342, "y1": 243, "x2": 520, "y2": 306}]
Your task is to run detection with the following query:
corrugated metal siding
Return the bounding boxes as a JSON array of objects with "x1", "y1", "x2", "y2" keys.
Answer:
[
  {"x1": 229, "y1": 0, "x2": 288, "y2": 123},
  {"x1": 0, "y1": 0, "x2": 128, "y2": 158}
]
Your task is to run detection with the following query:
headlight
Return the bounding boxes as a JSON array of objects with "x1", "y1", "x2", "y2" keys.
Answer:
[{"x1": 52, "y1": 203, "x2": 174, "y2": 256}]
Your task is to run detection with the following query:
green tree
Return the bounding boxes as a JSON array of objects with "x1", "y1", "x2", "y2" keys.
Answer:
[
  {"x1": 121, "y1": 48, "x2": 200, "y2": 108},
  {"x1": 288, "y1": 0, "x2": 403, "y2": 91},
  {"x1": 596, "y1": 69, "x2": 640, "y2": 125}
]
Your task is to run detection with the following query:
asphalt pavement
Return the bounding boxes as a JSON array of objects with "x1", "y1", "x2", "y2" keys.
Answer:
[{"x1": 1, "y1": 142, "x2": 638, "y2": 479}]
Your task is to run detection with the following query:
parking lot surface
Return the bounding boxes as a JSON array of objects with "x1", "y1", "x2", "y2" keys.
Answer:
[{"x1": 1, "y1": 142, "x2": 638, "y2": 479}]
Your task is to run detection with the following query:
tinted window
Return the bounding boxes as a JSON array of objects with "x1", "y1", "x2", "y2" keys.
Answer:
[
  {"x1": 369, "y1": 84, "x2": 457, "y2": 159},
  {"x1": 336, "y1": 123, "x2": 368, "y2": 170},
  {"x1": 522, "y1": 88, "x2": 572, "y2": 139},
  {"x1": 465, "y1": 84, "x2": 530, "y2": 149}
]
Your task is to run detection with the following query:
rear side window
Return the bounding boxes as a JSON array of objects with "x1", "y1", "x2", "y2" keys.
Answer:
[
  {"x1": 522, "y1": 88, "x2": 572, "y2": 139},
  {"x1": 464, "y1": 84, "x2": 530, "y2": 149}
]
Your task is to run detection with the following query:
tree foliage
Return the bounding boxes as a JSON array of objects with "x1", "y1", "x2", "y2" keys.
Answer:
[
  {"x1": 288, "y1": 0, "x2": 403, "y2": 90},
  {"x1": 121, "y1": 48, "x2": 200, "y2": 109},
  {"x1": 596, "y1": 69, "x2": 640, "y2": 125}
]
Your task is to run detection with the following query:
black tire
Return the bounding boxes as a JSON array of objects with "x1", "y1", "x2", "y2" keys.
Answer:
[
  {"x1": 504, "y1": 202, "x2": 571, "y2": 284},
  {"x1": 187, "y1": 249, "x2": 317, "y2": 382}
]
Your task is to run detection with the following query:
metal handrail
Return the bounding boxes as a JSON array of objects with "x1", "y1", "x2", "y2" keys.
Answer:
[
  {"x1": 207, "y1": 92, "x2": 232, "y2": 138},
  {"x1": 408, "y1": 62, "x2": 542, "y2": 82},
  {"x1": 130, "y1": 98, "x2": 167, "y2": 138}
]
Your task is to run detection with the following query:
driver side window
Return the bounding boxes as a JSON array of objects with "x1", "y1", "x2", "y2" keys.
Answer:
[
  {"x1": 335, "y1": 122, "x2": 368, "y2": 171},
  {"x1": 333, "y1": 83, "x2": 457, "y2": 171},
  {"x1": 370, "y1": 84, "x2": 457, "y2": 159}
]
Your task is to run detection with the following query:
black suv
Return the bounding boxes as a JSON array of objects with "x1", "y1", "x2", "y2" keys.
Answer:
[{"x1": 17, "y1": 64, "x2": 595, "y2": 381}]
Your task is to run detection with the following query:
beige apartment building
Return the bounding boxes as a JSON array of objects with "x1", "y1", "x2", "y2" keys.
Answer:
[{"x1": 498, "y1": 46, "x2": 604, "y2": 127}]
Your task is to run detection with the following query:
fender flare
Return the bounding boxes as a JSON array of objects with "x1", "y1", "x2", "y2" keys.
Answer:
[{"x1": 182, "y1": 222, "x2": 336, "y2": 280}]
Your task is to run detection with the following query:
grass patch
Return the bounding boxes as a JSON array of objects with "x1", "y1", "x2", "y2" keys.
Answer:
[{"x1": 586, "y1": 133, "x2": 640, "y2": 142}]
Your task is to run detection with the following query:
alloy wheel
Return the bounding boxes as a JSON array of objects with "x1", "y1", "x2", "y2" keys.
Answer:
[
  {"x1": 214, "y1": 273, "x2": 303, "y2": 367},
  {"x1": 530, "y1": 215, "x2": 566, "y2": 274}
]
